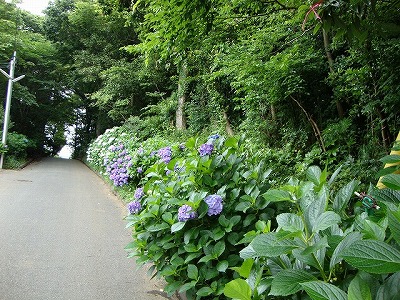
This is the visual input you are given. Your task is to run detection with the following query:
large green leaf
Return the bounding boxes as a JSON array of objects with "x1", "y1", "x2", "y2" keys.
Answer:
[
  {"x1": 216, "y1": 260, "x2": 229, "y2": 272},
  {"x1": 304, "y1": 193, "x2": 326, "y2": 233},
  {"x1": 300, "y1": 281, "x2": 347, "y2": 300},
  {"x1": 333, "y1": 179, "x2": 359, "y2": 214},
  {"x1": 375, "y1": 272, "x2": 400, "y2": 300},
  {"x1": 231, "y1": 258, "x2": 254, "y2": 278},
  {"x1": 328, "y1": 165, "x2": 343, "y2": 186},
  {"x1": 371, "y1": 188, "x2": 400, "y2": 210},
  {"x1": 306, "y1": 166, "x2": 322, "y2": 186},
  {"x1": 361, "y1": 219, "x2": 385, "y2": 241},
  {"x1": 381, "y1": 174, "x2": 400, "y2": 190},
  {"x1": 270, "y1": 269, "x2": 317, "y2": 296},
  {"x1": 380, "y1": 155, "x2": 400, "y2": 164},
  {"x1": 340, "y1": 240, "x2": 400, "y2": 274},
  {"x1": 262, "y1": 189, "x2": 292, "y2": 203},
  {"x1": 276, "y1": 213, "x2": 304, "y2": 232},
  {"x1": 330, "y1": 232, "x2": 362, "y2": 270},
  {"x1": 171, "y1": 222, "x2": 185, "y2": 233},
  {"x1": 223, "y1": 278, "x2": 252, "y2": 300},
  {"x1": 312, "y1": 211, "x2": 341, "y2": 233},
  {"x1": 348, "y1": 272, "x2": 372, "y2": 300},
  {"x1": 196, "y1": 286, "x2": 214, "y2": 297},
  {"x1": 187, "y1": 264, "x2": 198, "y2": 280},
  {"x1": 147, "y1": 222, "x2": 169, "y2": 232},
  {"x1": 250, "y1": 232, "x2": 299, "y2": 257},
  {"x1": 388, "y1": 209, "x2": 400, "y2": 245},
  {"x1": 239, "y1": 245, "x2": 257, "y2": 259}
]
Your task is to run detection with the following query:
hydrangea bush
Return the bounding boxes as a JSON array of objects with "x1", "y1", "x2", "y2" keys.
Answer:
[
  {"x1": 87, "y1": 127, "x2": 182, "y2": 190},
  {"x1": 88, "y1": 128, "x2": 400, "y2": 300},
  {"x1": 124, "y1": 135, "x2": 276, "y2": 298}
]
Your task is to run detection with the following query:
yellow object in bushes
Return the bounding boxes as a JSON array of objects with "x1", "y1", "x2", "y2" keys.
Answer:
[{"x1": 377, "y1": 131, "x2": 400, "y2": 189}]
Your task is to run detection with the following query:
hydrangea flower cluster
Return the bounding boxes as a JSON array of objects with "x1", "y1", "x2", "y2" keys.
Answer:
[
  {"x1": 209, "y1": 134, "x2": 220, "y2": 140},
  {"x1": 134, "y1": 187, "x2": 145, "y2": 200},
  {"x1": 204, "y1": 194, "x2": 223, "y2": 216},
  {"x1": 174, "y1": 163, "x2": 185, "y2": 173},
  {"x1": 178, "y1": 205, "x2": 197, "y2": 222},
  {"x1": 158, "y1": 146, "x2": 172, "y2": 163},
  {"x1": 105, "y1": 144, "x2": 133, "y2": 186},
  {"x1": 198, "y1": 143, "x2": 214, "y2": 156},
  {"x1": 127, "y1": 200, "x2": 141, "y2": 214}
]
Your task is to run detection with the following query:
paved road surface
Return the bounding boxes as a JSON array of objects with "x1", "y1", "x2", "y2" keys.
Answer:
[{"x1": 0, "y1": 158, "x2": 172, "y2": 300}]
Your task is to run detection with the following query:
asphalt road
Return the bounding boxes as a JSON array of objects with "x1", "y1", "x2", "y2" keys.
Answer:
[{"x1": 0, "y1": 158, "x2": 173, "y2": 300}]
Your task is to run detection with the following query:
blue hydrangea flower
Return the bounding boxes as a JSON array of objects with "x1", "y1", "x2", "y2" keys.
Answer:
[
  {"x1": 198, "y1": 143, "x2": 214, "y2": 156},
  {"x1": 134, "y1": 187, "x2": 145, "y2": 200},
  {"x1": 178, "y1": 205, "x2": 197, "y2": 222},
  {"x1": 204, "y1": 194, "x2": 223, "y2": 216},
  {"x1": 127, "y1": 200, "x2": 141, "y2": 214},
  {"x1": 174, "y1": 163, "x2": 185, "y2": 173},
  {"x1": 209, "y1": 134, "x2": 220, "y2": 140}
]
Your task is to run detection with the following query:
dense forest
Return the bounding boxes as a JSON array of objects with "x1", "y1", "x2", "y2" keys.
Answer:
[{"x1": 1, "y1": 0, "x2": 399, "y2": 174}]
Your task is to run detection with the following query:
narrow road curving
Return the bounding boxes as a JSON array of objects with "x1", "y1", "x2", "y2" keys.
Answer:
[{"x1": 0, "y1": 158, "x2": 172, "y2": 300}]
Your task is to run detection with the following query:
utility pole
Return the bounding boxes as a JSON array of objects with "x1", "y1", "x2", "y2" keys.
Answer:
[{"x1": 0, "y1": 51, "x2": 25, "y2": 169}]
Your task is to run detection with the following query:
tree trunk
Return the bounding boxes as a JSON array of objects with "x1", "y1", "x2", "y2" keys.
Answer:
[
  {"x1": 176, "y1": 60, "x2": 188, "y2": 130},
  {"x1": 222, "y1": 110, "x2": 234, "y2": 136},
  {"x1": 376, "y1": 107, "x2": 392, "y2": 149},
  {"x1": 290, "y1": 95, "x2": 326, "y2": 153},
  {"x1": 322, "y1": 28, "x2": 344, "y2": 118},
  {"x1": 270, "y1": 103, "x2": 276, "y2": 123}
]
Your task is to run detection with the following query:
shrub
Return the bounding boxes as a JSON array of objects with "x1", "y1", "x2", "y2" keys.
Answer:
[
  {"x1": 0, "y1": 131, "x2": 34, "y2": 168},
  {"x1": 223, "y1": 163, "x2": 400, "y2": 300},
  {"x1": 125, "y1": 134, "x2": 275, "y2": 298}
]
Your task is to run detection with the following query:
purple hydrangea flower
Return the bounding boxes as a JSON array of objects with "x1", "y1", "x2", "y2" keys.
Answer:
[
  {"x1": 134, "y1": 187, "x2": 145, "y2": 200},
  {"x1": 109, "y1": 145, "x2": 116, "y2": 152},
  {"x1": 178, "y1": 205, "x2": 197, "y2": 222},
  {"x1": 137, "y1": 167, "x2": 143, "y2": 174},
  {"x1": 127, "y1": 200, "x2": 141, "y2": 214},
  {"x1": 198, "y1": 143, "x2": 214, "y2": 156},
  {"x1": 137, "y1": 147, "x2": 144, "y2": 155},
  {"x1": 166, "y1": 170, "x2": 171, "y2": 176},
  {"x1": 104, "y1": 148, "x2": 132, "y2": 186},
  {"x1": 158, "y1": 146, "x2": 172, "y2": 163},
  {"x1": 204, "y1": 194, "x2": 223, "y2": 216}
]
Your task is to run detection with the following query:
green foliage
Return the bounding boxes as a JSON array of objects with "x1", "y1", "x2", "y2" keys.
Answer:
[
  {"x1": 87, "y1": 124, "x2": 400, "y2": 300},
  {"x1": 5, "y1": 132, "x2": 34, "y2": 156},
  {"x1": 224, "y1": 162, "x2": 400, "y2": 299},
  {"x1": 124, "y1": 134, "x2": 275, "y2": 298},
  {"x1": 0, "y1": 131, "x2": 34, "y2": 168}
]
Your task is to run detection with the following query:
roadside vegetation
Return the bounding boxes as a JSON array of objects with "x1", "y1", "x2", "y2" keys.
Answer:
[
  {"x1": 87, "y1": 126, "x2": 400, "y2": 299},
  {"x1": 2, "y1": 0, "x2": 400, "y2": 299}
]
